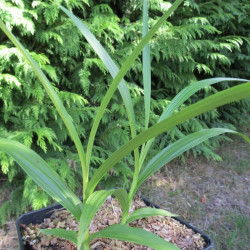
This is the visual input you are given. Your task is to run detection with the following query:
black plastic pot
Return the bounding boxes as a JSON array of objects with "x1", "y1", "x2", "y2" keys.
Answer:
[
  {"x1": 16, "y1": 198, "x2": 213, "y2": 250},
  {"x1": 142, "y1": 198, "x2": 213, "y2": 250}
]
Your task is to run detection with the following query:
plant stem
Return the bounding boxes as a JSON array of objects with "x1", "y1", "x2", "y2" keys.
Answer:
[
  {"x1": 82, "y1": 242, "x2": 90, "y2": 250},
  {"x1": 78, "y1": 229, "x2": 90, "y2": 250},
  {"x1": 120, "y1": 171, "x2": 140, "y2": 225}
]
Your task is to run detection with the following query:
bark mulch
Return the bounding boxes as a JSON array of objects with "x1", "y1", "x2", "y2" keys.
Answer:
[{"x1": 20, "y1": 197, "x2": 205, "y2": 250}]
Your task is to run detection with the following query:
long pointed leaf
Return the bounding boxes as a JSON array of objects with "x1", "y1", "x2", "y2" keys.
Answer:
[
  {"x1": 113, "y1": 188, "x2": 130, "y2": 220},
  {"x1": 0, "y1": 20, "x2": 88, "y2": 192},
  {"x1": 57, "y1": 4, "x2": 139, "y2": 173},
  {"x1": 159, "y1": 77, "x2": 248, "y2": 121},
  {"x1": 88, "y1": 224, "x2": 180, "y2": 250},
  {"x1": 0, "y1": 139, "x2": 82, "y2": 220},
  {"x1": 139, "y1": 77, "x2": 249, "y2": 166},
  {"x1": 142, "y1": 0, "x2": 151, "y2": 129},
  {"x1": 84, "y1": 0, "x2": 183, "y2": 182},
  {"x1": 128, "y1": 0, "x2": 152, "y2": 205},
  {"x1": 125, "y1": 207, "x2": 177, "y2": 224},
  {"x1": 136, "y1": 128, "x2": 249, "y2": 191},
  {"x1": 86, "y1": 81, "x2": 250, "y2": 197},
  {"x1": 39, "y1": 228, "x2": 77, "y2": 244},
  {"x1": 77, "y1": 188, "x2": 129, "y2": 248},
  {"x1": 59, "y1": 0, "x2": 184, "y2": 197}
]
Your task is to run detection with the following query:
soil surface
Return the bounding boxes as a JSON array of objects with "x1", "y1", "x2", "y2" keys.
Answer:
[{"x1": 19, "y1": 198, "x2": 205, "y2": 249}]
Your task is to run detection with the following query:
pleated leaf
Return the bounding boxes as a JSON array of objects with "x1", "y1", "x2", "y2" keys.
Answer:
[
  {"x1": 139, "y1": 77, "x2": 249, "y2": 166},
  {"x1": 0, "y1": 139, "x2": 82, "y2": 220},
  {"x1": 39, "y1": 228, "x2": 77, "y2": 244},
  {"x1": 125, "y1": 207, "x2": 177, "y2": 224},
  {"x1": 113, "y1": 188, "x2": 130, "y2": 219},
  {"x1": 86, "y1": 81, "x2": 250, "y2": 197},
  {"x1": 0, "y1": 19, "x2": 88, "y2": 188},
  {"x1": 57, "y1": 4, "x2": 138, "y2": 170},
  {"x1": 88, "y1": 224, "x2": 180, "y2": 250},
  {"x1": 159, "y1": 77, "x2": 248, "y2": 121},
  {"x1": 128, "y1": 0, "x2": 152, "y2": 206},
  {"x1": 58, "y1": 0, "x2": 184, "y2": 186},
  {"x1": 142, "y1": 0, "x2": 151, "y2": 129},
  {"x1": 77, "y1": 188, "x2": 129, "y2": 248},
  {"x1": 137, "y1": 128, "x2": 249, "y2": 191}
]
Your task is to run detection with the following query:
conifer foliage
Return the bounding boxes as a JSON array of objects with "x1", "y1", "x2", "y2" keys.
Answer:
[
  {"x1": 0, "y1": 0, "x2": 130, "y2": 222},
  {"x1": 111, "y1": 0, "x2": 250, "y2": 160},
  {"x1": 0, "y1": 0, "x2": 249, "y2": 223}
]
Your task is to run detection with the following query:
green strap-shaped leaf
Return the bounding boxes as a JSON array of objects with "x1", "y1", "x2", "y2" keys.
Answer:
[
  {"x1": 77, "y1": 188, "x2": 129, "y2": 248},
  {"x1": 39, "y1": 228, "x2": 77, "y2": 244},
  {"x1": 136, "y1": 128, "x2": 249, "y2": 192},
  {"x1": 125, "y1": 207, "x2": 177, "y2": 225},
  {"x1": 86, "y1": 81, "x2": 250, "y2": 197},
  {"x1": 159, "y1": 77, "x2": 248, "y2": 121},
  {"x1": 0, "y1": 139, "x2": 82, "y2": 220},
  {"x1": 114, "y1": 188, "x2": 130, "y2": 219},
  {"x1": 0, "y1": 20, "x2": 88, "y2": 193},
  {"x1": 139, "y1": 77, "x2": 249, "y2": 166},
  {"x1": 128, "y1": 0, "x2": 152, "y2": 206},
  {"x1": 88, "y1": 224, "x2": 180, "y2": 250},
  {"x1": 57, "y1": 4, "x2": 139, "y2": 174},
  {"x1": 58, "y1": 0, "x2": 184, "y2": 197},
  {"x1": 142, "y1": 0, "x2": 151, "y2": 129}
]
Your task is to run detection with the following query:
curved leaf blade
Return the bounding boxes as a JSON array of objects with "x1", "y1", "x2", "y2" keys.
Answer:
[
  {"x1": 77, "y1": 188, "x2": 129, "y2": 248},
  {"x1": 128, "y1": 0, "x2": 153, "y2": 205},
  {"x1": 58, "y1": 0, "x2": 184, "y2": 183},
  {"x1": 137, "y1": 128, "x2": 248, "y2": 191},
  {"x1": 113, "y1": 188, "x2": 130, "y2": 219},
  {"x1": 125, "y1": 207, "x2": 177, "y2": 224},
  {"x1": 89, "y1": 224, "x2": 180, "y2": 250},
  {"x1": 0, "y1": 139, "x2": 82, "y2": 220},
  {"x1": 142, "y1": 0, "x2": 151, "y2": 129},
  {"x1": 57, "y1": 4, "x2": 139, "y2": 170},
  {"x1": 86, "y1": 81, "x2": 250, "y2": 196},
  {"x1": 159, "y1": 77, "x2": 248, "y2": 121},
  {"x1": 39, "y1": 228, "x2": 77, "y2": 244},
  {"x1": 139, "y1": 77, "x2": 249, "y2": 166},
  {"x1": 78, "y1": 190, "x2": 116, "y2": 237},
  {"x1": 0, "y1": 20, "x2": 88, "y2": 190}
]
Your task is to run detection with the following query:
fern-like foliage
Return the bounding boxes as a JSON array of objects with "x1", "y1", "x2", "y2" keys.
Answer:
[
  {"x1": 111, "y1": 0, "x2": 250, "y2": 161},
  {"x1": 0, "y1": 0, "x2": 135, "y2": 225}
]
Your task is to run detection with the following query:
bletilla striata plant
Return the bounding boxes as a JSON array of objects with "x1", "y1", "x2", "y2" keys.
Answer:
[{"x1": 0, "y1": 0, "x2": 249, "y2": 249}]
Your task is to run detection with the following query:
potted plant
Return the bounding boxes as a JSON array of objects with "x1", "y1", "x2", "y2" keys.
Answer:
[
  {"x1": 15, "y1": 196, "x2": 214, "y2": 249},
  {"x1": 0, "y1": 0, "x2": 249, "y2": 249}
]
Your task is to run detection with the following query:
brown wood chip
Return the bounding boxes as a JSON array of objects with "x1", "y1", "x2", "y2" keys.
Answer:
[{"x1": 20, "y1": 197, "x2": 206, "y2": 249}]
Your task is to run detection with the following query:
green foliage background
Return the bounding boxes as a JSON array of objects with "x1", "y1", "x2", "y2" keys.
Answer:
[{"x1": 0, "y1": 0, "x2": 249, "y2": 224}]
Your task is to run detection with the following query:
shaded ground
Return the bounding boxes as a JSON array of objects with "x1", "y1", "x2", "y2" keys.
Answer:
[
  {"x1": 140, "y1": 133, "x2": 250, "y2": 250},
  {"x1": 0, "y1": 132, "x2": 249, "y2": 249},
  {"x1": 0, "y1": 184, "x2": 19, "y2": 249},
  {"x1": 0, "y1": 221, "x2": 18, "y2": 250}
]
